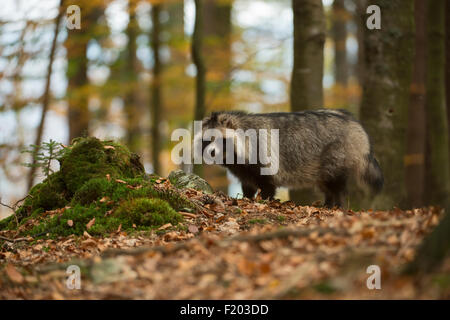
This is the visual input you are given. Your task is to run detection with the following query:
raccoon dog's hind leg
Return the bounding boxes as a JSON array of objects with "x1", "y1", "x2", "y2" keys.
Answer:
[{"x1": 319, "y1": 141, "x2": 349, "y2": 208}]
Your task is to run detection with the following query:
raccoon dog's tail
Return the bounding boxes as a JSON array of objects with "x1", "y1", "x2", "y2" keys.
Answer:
[{"x1": 362, "y1": 153, "x2": 384, "y2": 194}]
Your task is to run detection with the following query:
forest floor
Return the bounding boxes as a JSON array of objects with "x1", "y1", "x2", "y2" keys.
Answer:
[{"x1": 0, "y1": 188, "x2": 449, "y2": 299}]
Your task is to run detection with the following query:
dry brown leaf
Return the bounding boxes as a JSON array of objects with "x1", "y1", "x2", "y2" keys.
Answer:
[
  {"x1": 188, "y1": 225, "x2": 199, "y2": 234},
  {"x1": 5, "y1": 264, "x2": 24, "y2": 284},
  {"x1": 86, "y1": 218, "x2": 96, "y2": 230},
  {"x1": 83, "y1": 231, "x2": 92, "y2": 238},
  {"x1": 99, "y1": 197, "x2": 109, "y2": 203},
  {"x1": 67, "y1": 220, "x2": 74, "y2": 227},
  {"x1": 158, "y1": 223, "x2": 172, "y2": 231}
]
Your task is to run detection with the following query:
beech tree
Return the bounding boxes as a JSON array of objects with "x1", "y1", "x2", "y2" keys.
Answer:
[
  {"x1": 289, "y1": 0, "x2": 325, "y2": 205},
  {"x1": 360, "y1": 0, "x2": 414, "y2": 209}
]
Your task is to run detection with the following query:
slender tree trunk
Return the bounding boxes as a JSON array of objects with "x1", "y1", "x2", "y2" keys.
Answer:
[
  {"x1": 124, "y1": 3, "x2": 140, "y2": 153},
  {"x1": 425, "y1": 0, "x2": 450, "y2": 207},
  {"x1": 355, "y1": 0, "x2": 366, "y2": 95},
  {"x1": 151, "y1": 4, "x2": 163, "y2": 175},
  {"x1": 446, "y1": 0, "x2": 450, "y2": 159},
  {"x1": 360, "y1": 0, "x2": 414, "y2": 209},
  {"x1": 166, "y1": 1, "x2": 190, "y2": 173},
  {"x1": 405, "y1": 0, "x2": 427, "y2": 209},
  {"x1": 202, "y1": 0, "x2": 232, "y2": 192},
  {"x1": 332, "y1": 0, "x2": 348, "y2": 87},
  {"x1": 203, "y1": 0, "x2": 232, "y2": 108},
  {"x1": 192, "y1": 0, "x2": 206, "y2": 176},
  {"x1": 65, "y1": 3, "x2": 102, "y2": 142},
  {"x1": 291, "y1": 0, "x2": 325, "y2": 110},
  {"x1": 289, "y1": 0, "x2": 325, "y2": 205},
  {"x1": 27, "y1": 0, "x2": 64, "y2": 190}
]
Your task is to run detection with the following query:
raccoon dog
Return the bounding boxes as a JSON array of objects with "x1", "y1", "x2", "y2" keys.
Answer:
[{"x1": 198, "y1": 109, "x2": 383, "y2": 208}]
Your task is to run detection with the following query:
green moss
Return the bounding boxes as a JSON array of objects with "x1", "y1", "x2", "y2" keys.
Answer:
[
  {"x1": 0, "y1": 214, "x2": 15, "y2": 230},
  {"x1": 313, "y1": 282, "x2": 338, "y2": 294},
  {"x1": 60, "y1": 137, "x2": 144, "y2": 195},
  {"x1": 71, "y1": 176, "x2": 194, "y2": 212},
  {"x1": 11, "y1": 171, "x2": 68, "y2": 223},
  {"x1": 27, "y1": 198, "x2": 182, "y2": 238},
  {"x1": 0, "y1": 137, "x2": 195, "y2": 237},
  {"x1": 116, "y1": 198, "x2": 182, "y2": 228},
  {"x1": 248, "y1": 218, "x2": 267, "y2": 225}
]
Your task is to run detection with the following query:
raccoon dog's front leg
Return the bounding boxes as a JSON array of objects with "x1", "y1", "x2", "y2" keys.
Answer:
[
  {"x1": 259, "y1": 184, "x2": 276, "y2": 200},
  {"x1": 256, "y1": 178, "x2": 276, "y2": 200},
  {"x1": 242, "y1": 184, "x2": 257, "y2": 199}
]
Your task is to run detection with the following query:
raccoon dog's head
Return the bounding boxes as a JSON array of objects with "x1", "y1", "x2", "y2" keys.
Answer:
[{"x1": 194, "y1": 111, "x2": 247, "y2": 163}]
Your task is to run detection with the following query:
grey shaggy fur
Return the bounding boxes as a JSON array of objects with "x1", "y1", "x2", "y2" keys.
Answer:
[{"x1": 200, "y1": 109, "x2": 383, "y2": 208}]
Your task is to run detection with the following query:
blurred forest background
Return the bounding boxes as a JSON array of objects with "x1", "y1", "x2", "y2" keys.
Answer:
[{"x1": 0, "y1": 0, "x2": 449, "y2": 218}]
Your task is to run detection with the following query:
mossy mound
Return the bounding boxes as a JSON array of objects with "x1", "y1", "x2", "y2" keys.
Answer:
[
  {"x1": 0, "y1": 137, "x2": 192, "y2": 237},
  {"x1": 61, "y1": 137, "x2": 144, "y2": 195}
]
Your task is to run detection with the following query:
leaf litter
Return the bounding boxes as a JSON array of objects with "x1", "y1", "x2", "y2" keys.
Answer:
[{"x1": 0, "y1": 188, "x2": 448, "y2": 299}]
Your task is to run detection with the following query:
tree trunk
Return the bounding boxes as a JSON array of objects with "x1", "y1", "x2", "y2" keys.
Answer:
[
  {"x1": 425, "y1": 0, "x2": 450, "y2": 207},
  {"x1": 289, "y1": 0, "x2": 325, "y2": 205},
  {"x1": 151, "y1": 4, "x2": 163, "y2": 175},
  {"x1": 202, "y1": 0, "x2": 232, "y2": 192},
  {"x1": 203, "y1": 0, "x2": 232, "y2": 109},
  {"x1": 27, "y1": 0, "x2": 64, "y2": 190},
  {"x1": 405, "y1": 0, "x2": 427, "y2": 209},
  {"x1": 355, "y1": 0, "x2": 366, "y2": 94},
  {"x1": 65, "y1": 2, "x2": 101, "y2": 142},
  {"x1": 405, "y1": 205, "x2": 450, "y2": 274},
  {"x1": 124, "y1": 2, "x2": 140, "y2": 153},
  {"x1": 332, "y1": 0, "x2": 348, "y2": 87},
  {"x1": 192, "y1": 0, "x2": 206, "y2": 176},
  {"x1": 360, "y1": 0, "x2": 415, "y2": 209},
  {"x1": 446, "y1": 0, "x2": 450, "y2": 161}
]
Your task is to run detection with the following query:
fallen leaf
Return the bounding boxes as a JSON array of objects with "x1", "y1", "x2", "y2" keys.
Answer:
[
  {"x1": 83, "y1": 231, "x2": 92, "y2": 238},
  {"x1": 86, "y1": 218, "x2": 96, "y2": 230},
  {"x1": 188, "y1": 225, "x2": 199, "y2": 234},
  {"x1": 5, "y1": 264, "x2": 24, "y2": 284},
  {"x1": 99, "y1": 197, "x2": 109, "y2": 203},
  {"x1": 67, "y1": 220, "x2": 74, "y2": 227},
  {"x1": 158, "y1": 223, "x2": 172, "y2": 231}
]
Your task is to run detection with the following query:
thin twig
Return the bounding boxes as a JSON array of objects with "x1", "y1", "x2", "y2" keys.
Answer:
[
  {"x1": 0, "y1": 235, "x2": 31, "y2": 243},
  {"x1": 0, "y1": 195, "x2": 30, "y2": 227}
]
